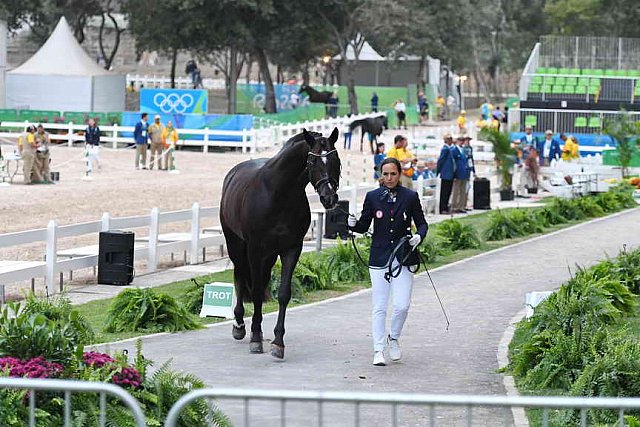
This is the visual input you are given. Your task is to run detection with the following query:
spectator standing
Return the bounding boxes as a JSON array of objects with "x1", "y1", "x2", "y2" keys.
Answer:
[
  {"x1": 456, "y1": 110, "x2": 467, "y2": 134},
  {"x1": 371, "y1": 92, "x2": 379, "y2": 112},
  {"x1": 133, "y1": 113, "x2": 149, "y2": 169},
  {"x1": 386, "y1": 135, "x2": 417, "y2": 189},
  {"x1": 373, "y1": 142, "x2": 386, "y2": 180},
  {"x1": 560, "y1": 134, "x2": 580, "y2": 162},
  {"x1": 536, "y1": 130, "x2": 562, "y2": 166},
  {"x1": 342, "y1": 120, "x2": 352, "y2": 150},
  {"x1": 417, "y1": 91, "x2": 428, "y2": 124},
  {"x1": 450, "y1": 136, "x2": 470, "y2": 214},
  {"x1": 326, "y1": 92, "x2": 338, "y2": 118},
  {"x1": 148, "y1": 115, "x2": 165, "y2": 170},
  {"x1": 436, "y1": 134, "x2": 455, "y2": 214},
  {"x1": 524, "y1": 147, "x2": 540, "y2": 192},
  {"x1": 436, "y1": 95, "x2": 446, "y2": 120},
  {"x1": 161, "y1": 120, "x2": 179, "y2": 171},
  {"x1": 85, "y1": 118, "x2": 101, "y2": 174},
  {"x1": 35, "y1": 124, "x2": 52, "y2": 183},
  {"x1": 518, "y1": 125, "x2": 538, "y2": 161},
  {"x1": 393, "y1": 99, "x2": 407, "y2": 129},
  {"x1": 18, "y1": 125, "x2": 40, "y2": 184}
]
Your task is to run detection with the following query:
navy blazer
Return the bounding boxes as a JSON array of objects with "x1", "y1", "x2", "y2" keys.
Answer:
[
  {"x1": 536, "y1": 137, "x2": 562, "y2": 165},
  {"x1": 133, "y1": 120, "x2": 149, "y2": 145},
  {"x1": 452, "y1": 145, "x2": 470, "y2": 180},
  {"x1": 436, "y1": 144, "x2": 455, "y2": 180},
  {"x1": 349, "y1": 186, "x2": 428, "y2": 267}
]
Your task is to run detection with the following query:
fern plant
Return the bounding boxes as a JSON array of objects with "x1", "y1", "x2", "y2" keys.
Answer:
[
  {"x1": 105, "y1": 288, "x2": 201, "y2": 333},
  {"x1": 435, "y1": 219, "x2": 481, "y2": 250},
  {"x1": 324, "y1": 238, "x2": 369, "y2": 283},
  {"x1": 23, "y1": 293, "x2": 95, "y2": 345},
  {"x1": 549, "y1": 198, "x2": 586, "y2": 221},
  {"x1": 534, "y1": 206, "x2": 567, "y2": 226},
  {"x1": 506, "y1": 209, "x2": 545, "y2": 235},
  {"x1": 483, "y1": 209, "x2": 524, "y2": 241}
]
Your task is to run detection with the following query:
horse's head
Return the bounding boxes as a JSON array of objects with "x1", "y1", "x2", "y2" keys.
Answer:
[
  {"x1": 303, "y1": 127, "x2": 340, "y2": 209},
  {"x1": 298, "y1": 84, "x2": 307, "y2": 94},
  {"x1": 380, "y1": 115, "x2": 389, "y2": 130}
]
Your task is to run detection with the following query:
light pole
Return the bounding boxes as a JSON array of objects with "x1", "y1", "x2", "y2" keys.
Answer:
[{"x1": 459, "y1": 75, "x2": 468, "y2": 111}]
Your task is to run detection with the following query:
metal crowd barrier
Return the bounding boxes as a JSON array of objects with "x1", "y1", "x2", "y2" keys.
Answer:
[
  {"x1": 0, "y1": 377, "x2": 146, "y2": 427},
  {"x1": 165, "y1": 388, "x2": 640, "y2": 427}
]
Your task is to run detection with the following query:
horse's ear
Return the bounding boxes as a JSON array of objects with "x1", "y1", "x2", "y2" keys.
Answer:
[
  {"x1": 302, "y1": 128, "x2": 315, "y2": 146},
  {"x1": 328, "y1": 127, "x2": 339, "y2": 146}
]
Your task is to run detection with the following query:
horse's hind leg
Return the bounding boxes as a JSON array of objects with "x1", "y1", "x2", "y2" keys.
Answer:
[
  {"x1": 271, "y1": 245, "x2": 302, "y2": 359},
  {"x1": 248, "y1": 247, "x2": 277, "y2": 354},
  {"x1": 223, "y1": 227, "x2": 247, "y2": 340}
]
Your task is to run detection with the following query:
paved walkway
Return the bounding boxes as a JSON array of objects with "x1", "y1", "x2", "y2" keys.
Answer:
[{"x1": 94, "y1": 208, "x2": 640, "y2": 426}]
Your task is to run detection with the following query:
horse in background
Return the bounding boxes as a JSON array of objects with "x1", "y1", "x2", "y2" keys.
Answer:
[
  {"x1": 219, "y1": 128, "x2": 341, "y2": 360},
  {"x1": 299, "y1": 84, "x2": 333, "y2": 103},
  {"x1": 349, "y1": 114, "x2": 389, "y2": 154}
]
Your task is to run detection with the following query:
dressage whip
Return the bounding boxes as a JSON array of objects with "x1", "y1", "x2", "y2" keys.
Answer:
[{"x1": 342, "y1": 208, "x2": 450, "y2": 331}]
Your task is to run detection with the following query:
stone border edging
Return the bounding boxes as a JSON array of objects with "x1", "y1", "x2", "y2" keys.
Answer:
[{"x1": 498, "y1": 308, "x2": 529, "y2": 427}]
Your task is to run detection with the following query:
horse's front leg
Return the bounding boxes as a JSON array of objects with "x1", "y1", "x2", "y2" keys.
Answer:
[
  {"x1": 271, "y1": 245, "x2": 302, "y2": 359},
  {"x1": 247, "y1": 249, "x2": 275, "y2": 354},
  {"x1": 360, "y1": 132, "x2": 364, "y2": 152}
]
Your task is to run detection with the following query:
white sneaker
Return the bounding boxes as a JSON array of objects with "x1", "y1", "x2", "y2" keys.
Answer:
[
  {"x1": 372, "y1": 351, "x2": 386, "y2": 366},
  {"x1": 387, "y1": 335, "x2": 402, "y2": 361}
]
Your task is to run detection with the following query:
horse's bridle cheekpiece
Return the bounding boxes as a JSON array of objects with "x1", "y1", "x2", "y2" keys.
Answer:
[{"x1": 307, "y1": 149, "x2": 338, "y2": 191}]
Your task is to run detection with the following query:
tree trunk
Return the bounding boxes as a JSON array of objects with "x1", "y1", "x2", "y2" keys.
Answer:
[
  {"x1": 245, "y1": 55, "x2": 252, "y2": 84},
  {"x1": 417, "y1": 55, "x2": 427, "y2": 94},
  {"x1": 228, "y1": 47, "x2": 238, "y2": 114},
  {"x1": 346, "y1": 61, "x2": 358, "y2": 115},
  {"x1": 302, "y1": 61, "x2": 310, "y2": 86},
  {"x1": 170, "y1": 48, "x2": 177, "y2": 88},
  {"x1": 255, "y1": 48, "x2": 276, "y2": 113}
]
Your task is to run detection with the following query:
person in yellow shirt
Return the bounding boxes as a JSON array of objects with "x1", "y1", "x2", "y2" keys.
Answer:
[
  {"x1": 436, "y1": 95, "x2": 446, "y2": 120},
  {"x1": 560, "y1": 134, "x2": 579, "y2": 161},
  {"x1": 161, "y1": 120, "x2": 179, "y2": 171},
  {"x1": 386, "y1": 135, "x2": 417, "y2": 189},
  {"x1": 18, "y1": 125, "x2": 41, "y2": 184},
  {"x1": 456, "y1": 110, "x2": 467, "y2": 133}
]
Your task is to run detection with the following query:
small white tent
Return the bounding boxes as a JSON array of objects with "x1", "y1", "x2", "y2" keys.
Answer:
[{"x1": 6, "y1": 17, "x2": 124, "y2": 112}]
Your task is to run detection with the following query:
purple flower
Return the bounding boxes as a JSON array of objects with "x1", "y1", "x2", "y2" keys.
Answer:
[
  {"x1": 83, "y1": 351, "x2": 116, "y2": 368},
  {"x1": 112, "y1": 366, "x2": 142, "y2": 389}
]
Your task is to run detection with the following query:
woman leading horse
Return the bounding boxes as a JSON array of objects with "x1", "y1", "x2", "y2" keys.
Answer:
[{"x1": 220, "y1": 128, "x2": 341, "y2": 359}]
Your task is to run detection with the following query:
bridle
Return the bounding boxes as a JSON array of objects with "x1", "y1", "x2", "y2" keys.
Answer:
[{"x1": 307, "y1": 149, "x2": 338, "y2": 192}]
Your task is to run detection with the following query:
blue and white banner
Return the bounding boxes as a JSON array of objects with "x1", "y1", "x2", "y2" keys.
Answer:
[{"x1": 140, "y1": 89, "x2": 208, "y2": 114}]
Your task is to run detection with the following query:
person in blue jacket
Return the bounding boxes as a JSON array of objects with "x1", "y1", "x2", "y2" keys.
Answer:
[
  {"x1": 348, "y1": 157, "x2": 428, "y2": 366},
  {"x1": 133, "y1": 113, "x2": 149, "y2": 169},
  {"x1": 450, "y1": 136, "x2": 471, "y2": 213},
  {"x1": 536, "y1": 130, "x2": 562, "y2": 166},
  {"x1": 436, "y1": 134, "x2": 456, "y2": 214}
]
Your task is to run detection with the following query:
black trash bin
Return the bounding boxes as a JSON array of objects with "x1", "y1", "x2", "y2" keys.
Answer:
[
  {"x1": 98, "y1": 230, "x2": 135, "y2": 285},
  {"x1": 473, "y1": 178, "x2": 491, "y2": 210}
]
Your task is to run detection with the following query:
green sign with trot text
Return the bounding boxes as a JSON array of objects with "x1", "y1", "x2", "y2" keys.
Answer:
[{"x1": 200, "y1": 282, "x2": 235, "y2": 319}]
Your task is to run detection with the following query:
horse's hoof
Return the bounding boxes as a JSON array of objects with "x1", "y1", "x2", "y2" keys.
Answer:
[
  {"x1": 232, "y1": 324, "x2": 246, "y2": 340},
  {"x1": 249, "y1": 341, "x2": 264, "y2": 354},
  {"x1": 270, "y1": 344, "x2": 285, "y2": 359}
]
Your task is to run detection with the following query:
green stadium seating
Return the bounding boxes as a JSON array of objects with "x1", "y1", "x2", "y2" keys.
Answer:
[
  {"x1": 555, "y1": 76, "x2": 566, "y2": 85},
  {"x1": 525, "y1": 115, "x2": 538, "y2": 127},
  {"x1": 543, "y1": 76, "x2": 555, "y2": 85},
  {"x1": 565, "y1": 77, "x2": 578, "y2": 86},
  {"x1": 575, "y1": 86, "x2": 588, "y2": 95},
  {"x1": 552, "y1": 85, "x2": 565, "y2": 94},
  {"x1": 589, "y1": 78, "x2": 601, "y2": 87},
  {"x1": 593, "y1": 69, "x2": 604, "y2": 76},
  {"x1": 536, "y1": 67, "x2": 548, "y2": 74},
  {"x1": 588, "y1": 86, "x2": 600, "y2": 95},
  {"x1": 558, "y1": 68, "x2": 571, "y2": 75},
  {"x1": 613, "y1": 70, "x2": 626, "y2": 77},
  {"x1": 569, "y1": 68, "x2": 580, "y2": 75},
  {"x1": 541, "y1": 85, "x2": 552, "y2": 93},
  {"x1": 547, "y1": 67, "x2": 558, "y2": 74},
  {"x1": 532, "y1": 75, "x2": 543, "y2": 84},
  {"x1": 634, "y1": 84, "x2": 640, "y2": 96},
  {"x1": 528, "y1": 84, "x2": 541, "y2": 93},
  {"x1": 628, "y1": 70, "x2": 640, "y2": 77},
  {"x1": 563, "y1": 86, "x2": 576, "y2": 94},
  {"x1": 574, "y1": 117, "x2": 588, "y2": 127},
  {"x1": 604, "y1": 70, "x2": 616, "y2": 76},
  {"x1": 588, "y1": 117, "x2": 601, "y2": 128},
  {"x1": 578, "y1": 77, "x2": 589, "y2": 86}
]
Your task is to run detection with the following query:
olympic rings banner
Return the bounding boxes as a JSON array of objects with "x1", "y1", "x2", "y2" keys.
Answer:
[{"x1": 140, "y1": 89, "x2": 208, "y2": 114}]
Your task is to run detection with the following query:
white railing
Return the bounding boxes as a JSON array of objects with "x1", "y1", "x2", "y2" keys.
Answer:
[
  {"x1": 0, "y1": 184, "x2": 374, "y2": 300},
  {"x1": 0, "y1": 112, "x2": 385, "y2": 153},
  {"x1": 125, "y1": 74, "x2": 228, "y2": 90},
  {"x1": 520, "y1": 42, "x2": 540, "y2": 100}
]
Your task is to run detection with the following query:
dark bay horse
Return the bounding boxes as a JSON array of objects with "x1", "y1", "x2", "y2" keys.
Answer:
[
  {"x1": 298, "y1": 84, "x2": 333, "y2": 103},
  {"x1": 220, "y1": 128, "x2": 341, "y2": 359},
  {"x1": 349, "y1": 114, "x2": 389, "y2": 154}
]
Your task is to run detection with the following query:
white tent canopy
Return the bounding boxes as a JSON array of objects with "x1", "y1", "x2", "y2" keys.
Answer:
[{"x1": 5, "y1": 17, "x2": 124, "y2": 112}]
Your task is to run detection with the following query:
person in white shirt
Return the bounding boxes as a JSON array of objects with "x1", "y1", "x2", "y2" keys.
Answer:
[{"x1": 394, "y1": 99, "x2": 407, "y2": 129}]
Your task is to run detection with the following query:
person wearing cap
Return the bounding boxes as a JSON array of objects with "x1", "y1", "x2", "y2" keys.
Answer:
[
  {"x1": 18, "y1": 125, "x2": 40, "y2": 184},
  {"x1": 436, "y1": 134, "x2": 455, "y2": 214},
  {"x1": 148, "y1": 115, "x2": 165, "y2": 170},
  {"x1": 133, "y1": 113, "x2": 149, "y2": 169},
  {"x1": 536, "y1": 130, "x2": 562, "y2": 166},
  {"x1": 450, "y1": 136, "x2": 470, "y2": 213},
  {"x1": 386, "y1": 135, "x2": 416, "y2": 189},
  {"x1": 35, "y1": 124, "x2": 52, "y2": 183}
]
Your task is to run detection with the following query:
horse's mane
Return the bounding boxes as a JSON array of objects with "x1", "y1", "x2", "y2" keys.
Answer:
[
  {"x1": 281, "y1": 131, "x2": 322, "y2": 151},
  {"x1": 349, "y1": 118, "x2": 368, "y2": 131}
]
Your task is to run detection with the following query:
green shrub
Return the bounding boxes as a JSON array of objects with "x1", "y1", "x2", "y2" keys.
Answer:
[
  {"x1": 324, "y1": 238, "x2": 370, "y2": 283},
  {"x1": 0, "y1": 302, "x2": 80, "y2": 363},
  {"x1": 105, "y1": 288, "x2": 201, "y2": 333},
  {"x1": 594, "y1": 191, "x2": 622, "y2": 213},
  {"x1": 23, "y1": 294, "x2": 95, "y2": 345},
  {"x1": 182, "y1": 279, "x2": 206, "y2": 314},
  {"x1": 418, "y1": 235, "x2": 450, "y2": 263},
  {"x1": 506, "y1": 209, "x2": 545, "y2": 235},
  {"x1": 293, "y1": 253, "x2": 333, "y2": 292},
  {"x1": 610, "y1": 183, "x2": 638, "y2": 208},
  {"x1": 549, "y1": 198, "x2": 587, "y2": 221},
  {"x1": 435, "y1": 219, "x2": 481, "y2": 250},
  {"x1": 573, "y1": 196, "x2": 605, "y2": 217},
  {"x1": 534, "y1": 206, "x2": 568, "y2": 226},
  {"x1": 617, "y1": 247, "x2": 640, "y2": 294},
  {"x1": 484, "y1": 209, "x2": 525, "y2": 241}
]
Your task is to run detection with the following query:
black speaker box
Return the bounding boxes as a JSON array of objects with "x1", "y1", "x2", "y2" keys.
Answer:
[
  {"x1": 98, "y1": 230, "x2": 135, "y2": 285},
  {"x1": 324, "y1": 200, "x2": 350, "y2": 239},
  {"x1": 473, "y1": 178, "x2": 491, "y2": 210}
]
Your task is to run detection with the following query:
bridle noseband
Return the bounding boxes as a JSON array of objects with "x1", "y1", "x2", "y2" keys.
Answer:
[{"x1": 307, "y1": 149, "x2": 338, "y2": 192}]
